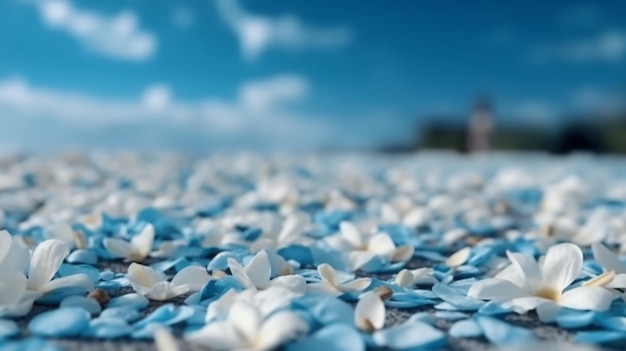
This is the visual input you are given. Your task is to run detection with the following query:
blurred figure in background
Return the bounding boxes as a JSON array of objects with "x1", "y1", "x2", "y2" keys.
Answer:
[{"x1": 466, "y1": 98, "x2": 494, "y2": 153}]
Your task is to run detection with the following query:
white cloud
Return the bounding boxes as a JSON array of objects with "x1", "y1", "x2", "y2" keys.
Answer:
[
  {"x1": 531, "y1": 31, "x2": 626, "y2": 63},
  {"x1": 239, "y1": 75, "x2": 308, "y2": 111},
  {"x1": 216, "y1": 0, "x2": 352, "y2": 59},
  {"x1": 0, "y1": 76, "x2": 330, "y2": 149},
  {"x1": 142, "y1": 84, "x2": 172, "y2": 113},
  {"x1": 572, "y1": 86, "x2": 625, "y2": 114},
  {"x1": 33, "y1": 0, "x2": 156, "y2": 61}
]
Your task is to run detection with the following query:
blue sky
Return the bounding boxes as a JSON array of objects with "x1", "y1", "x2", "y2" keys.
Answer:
[{"x1": 0, "y1": 0, "x2": 625, "y2": 151}]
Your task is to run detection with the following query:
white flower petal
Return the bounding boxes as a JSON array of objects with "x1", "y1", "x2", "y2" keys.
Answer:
[
  {"x1": 0, "y1": 290, "x2": 40, "y2": 318},
  {"x1": 103, "y1": 238, "x2": 134, "y2": 259},
  {"x1": 46, "y1": 223, "x2": 75, "y2": 244},
  {"x1": 170, "y1": 265, "x2": 211, "y2": 291},
  {"x1": 572, "y1": 226, "x2": 605, "y2": 246},
  {"x1": 277, "y1": 213, "x2": 305, "y2": 245},
  {"x1": 339, "y1": 277, "x2": 371, "y2": 292},
  {"x1": 446, "y1": 247, "x2": 471, "y2": 268},
  {"x1": 0, "y1": 272, "x2": 27, "y2": 306},
  {"x1": 243, "y1": 287, "x2": 299, "y2": 316},
  {"x1": 245, "y1": 251, "x2": 272, "y2": 290},
  {"x1": 306, "y1": 282, "x2": 342, "y2": 296},
  {"x1": 269, "y1": 275, "x2": 307, "y2": 294},
  {"x1": 381, "y1": 204, "x2": 400, "y2": 223},
  {"x1": 155, "y1": 327, "x2": 179, "y2": 351},
  {"x1": 348, "y1": 251, "x2": 376, "y2": 271},
  {"x1": 146, "y1": 281, "x2": 173, "y2": 301},
  {"x1": 367, "y1": 234, "x2": 397, "y2": 256},
  {"x1": 228, "y1": 258, "x2": 256, "y2": 290},
  {"x1": 391, "y1": 245, "x2": 414, "y2": 263},
  {"x1": 186, "y1": 321, "x2": 244, "y2": 350},
  {"x1": 607, "y1": 273, "x2": 626, "y2": 289},
  {"x1": 127, "y1": 263, "x2": 166, "y2": 289},
  {"x1": 206, "y1": 289, "x2": 239, "y2": 322},
  {"x1": 494, "y1": 264, "x2": 526, "y2": 289},
  {"x1": 228, "y1": 301, "x2": 262, "y2": 343},
  {"x1": 592, "y1": 243, "x2": 626, "y2": 274},
  {"x1": 394, "y1": 269, "x2": 414, "y2": 287},
  {"x1": 257, "y1": 311, "x2": 308, "y2": 351},
  {"x1": 536, "y1": 301, "x2": 561, "y2": 322},
  {"x1": 317, "y1": 264, "x2": 338, "y2": 286},
  {"x1": 130, "y1": 223, "x2": 155, "y2": 259},
  {"x1": 505, "y1": 251, "x2": 542, "y2": 291},
  {"x1": 0, "y1": 230, "x2": 12, "y2": 264},
  {"x1": 559, "y1": 286, "x2": 614, "y2": 311},
  {"x1": 0, "y1": 235, "x2": 30, "y2": 274},
  {"x1": 467, "y1": 278, "x2": 529, "y2": 300},
  {"x1": 339, "y1": 222, "x2": 364, "y2": 249},
  {"x1": 169, "y1": 284, "x2": 191, "y2": 298},
  {"x1": 27, "y1": 239, "x2": 69, "y2": 291},
  {"x1": 410, "y1": 268, "x2": 438, "y2": 285},
  {"x1": 542, "y1": 243, "x2": 583, "y2": 291},
  {"x1": 508, "y1": 296, "x2": 549, "y2": 313},
  {"x1": 355, "y1": 291, "x2": 385, "y2": 331}
]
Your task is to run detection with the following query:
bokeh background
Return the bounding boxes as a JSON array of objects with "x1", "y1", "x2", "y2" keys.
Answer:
[{"x1": 0, "y1": 0, "x2": 625, "y2": 153}]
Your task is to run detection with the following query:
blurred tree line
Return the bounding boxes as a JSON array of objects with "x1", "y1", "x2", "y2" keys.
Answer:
[{"x1": 382, "y1": 103, "x2": 626, "y2": 154}]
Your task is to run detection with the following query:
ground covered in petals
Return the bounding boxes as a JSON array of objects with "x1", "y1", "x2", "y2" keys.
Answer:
[{"x1": 1, "y1": 152, "x2": 626, "y2": 350}]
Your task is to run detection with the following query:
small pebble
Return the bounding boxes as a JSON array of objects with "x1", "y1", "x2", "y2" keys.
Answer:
[{"x1": 88, "y1": 288, "x2": 111, "y2": 306}]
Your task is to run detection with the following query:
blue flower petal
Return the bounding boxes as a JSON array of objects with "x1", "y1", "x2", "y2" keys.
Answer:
[
  {"x1": 432, "y1": 283, "x2": 485, "y2": 311},
  {"x1": 310, "y1": 247, "x2": 349, "y2": 272},
  {"x1": 434, "y1": 311, "x2": 469, "y2": 322},
  {"x1": 291, "y1": 295, "x2": 354, "y2": 329},
  {"x1": 60, "y1": 296, "x2": 102, "y2": 315},
  {"x1": 0, "y1": 338, "x2": 64, "y2": 351},
  {"x1": 467, "y1": 246, "x2": 497, "y2": 267},
  {"x1": 0, "y1": 320, "x2": 19, "y2": 339},
  {"x1": 593, "y1": 314, "x2": 626, "y2": 332},
  {"x1": 131, "y1": 323, "x2": 168, "y2": 340},
  {"x1": 285, "y1": 324, "x2": 364, "y2": 351},
  {"x1": 99, "y1": 271, "x2": 115, "y2": 281},
  {"x1": 449, "y1": 319, "x2": 483, "y2": 339},
  {"x1": 278, "y1": 245, "x2": 314, "y2": 265},
  {"x1": 373, "y1": 321, "x2": 446, "y2": 350},
  {"x1": 37, "y1": 286, "x2": 93, "y2": 306},
  {"x1": 133, "y1": 304, "x2": 194, "y2": 329},
  {"x1": 86, "y1": 317, "x2": 130, "y2": 339},
  {"x1": 413, "y1": 251, "x2": 447, "y2": 262},
  {"x1": 107, "y1": 293, "x2": 149, "y2": 311},
  {"x1": 477, "y1": 301, "x2": 513, "y2": 316},
  {"x1": 100, "y1": 307, "x2": 142, "y2": 323},
  {"x1": 475, "y1": 315, "x2": 536, "y2": 346},
  {"x1": 406, "y1": 313, "x2": 437, "y2": 325},
  {"x1": 58, "y1": 263, "x2": 100, "y2": 283},
  {"x1": 554, "y1": 309, "x2": 595, "y2": 329},
  {"x1": 28, "y1": 308, "x2": 91, "y2": 337},
  {"x1": 66, "y1": 250, "x2": 98, "y2": 265}
]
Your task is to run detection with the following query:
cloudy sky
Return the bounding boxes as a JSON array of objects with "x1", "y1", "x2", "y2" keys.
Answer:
[{"x1": 0, "y1": 0, "x2": 625, "y2": 151}]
